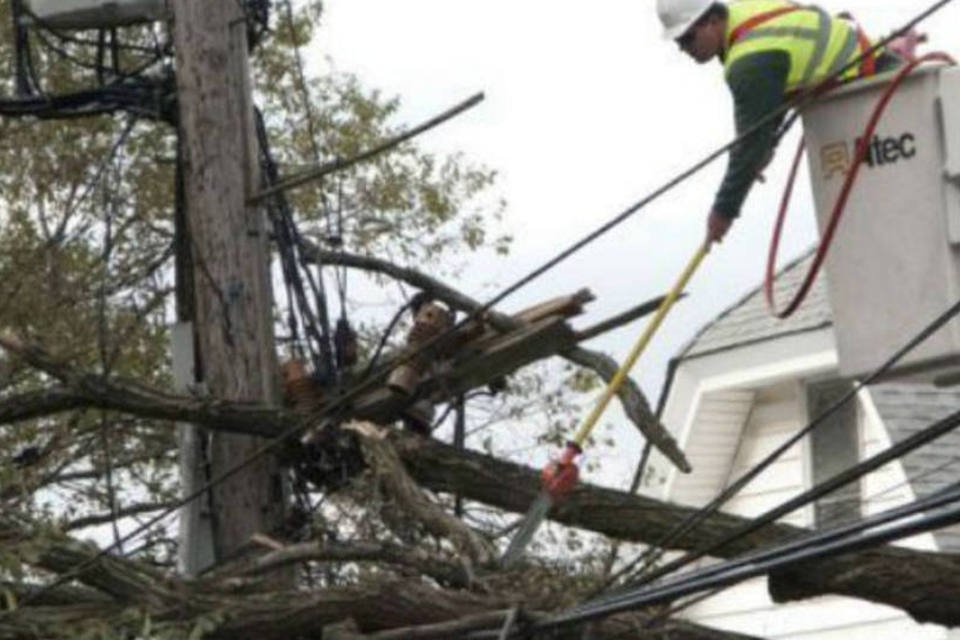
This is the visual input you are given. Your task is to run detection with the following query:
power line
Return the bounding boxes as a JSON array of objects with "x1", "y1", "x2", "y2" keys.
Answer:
[
  {"x1": 572, "y1": 389, "x2": 960, "y2": 622},
  {"x1": 540, "y1": 484, "x2": 960, "y2": 631},
  {"x1": 642, "y1": 453, "x2": 960, "y2": 627},
  {"x1": 599, "y1": 290, "x2": 960, "y2": 593}
]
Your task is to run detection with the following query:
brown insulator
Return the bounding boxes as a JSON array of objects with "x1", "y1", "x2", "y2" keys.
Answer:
[
  {"x1": 387, "y1": 364, "x2": 420, "y2": 396},
  {"x1": 335, "y1": 317, "x2": 359, "y2": 368},
  {"x1": 281, "y1": 358, "x2": 321, "y2": 411},
  {"x1": 387, "y1": 302, "x2": 453, "y2": 396},
  {"x1": 402, "y1": 399, "x2": 436, "y2": 436}
]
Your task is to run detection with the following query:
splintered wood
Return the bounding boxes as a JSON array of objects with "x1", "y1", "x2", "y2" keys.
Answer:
[{"x1": 283, "y1": 290, "x2": 593, "y2": 428}]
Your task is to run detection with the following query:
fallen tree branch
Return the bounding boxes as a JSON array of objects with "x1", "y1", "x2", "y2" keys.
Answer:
[
  {"x1": 0, "y1": 520, "x2": 755, "y2": 640},
  {"x1": 0, "y1": 519, "x2": 178, "y2": 607},
  {"x1": 206, "y1": 539, "x2": 470, "y2": 588},
  {"x1": 0, "y1": 574, "x2": 757, "y2": 640},
  {"x1": 299, "y1": 244, "x2": 690, "y2": 473},
  {"x1": 2, "y1": 364, "x2": 958, "y2": 624},
  {"x1": 346, "y1": 422, "x2": 495, "y2": 567},
  {"x1": 574, "y1": 295, "x2": 683, "y2": 343},
  {"x1": 63, "y1": 502, "x2": 178, "y2": 532},
  {"x1": 0, "y1": 387, "x2": 87, "y2": 425}
]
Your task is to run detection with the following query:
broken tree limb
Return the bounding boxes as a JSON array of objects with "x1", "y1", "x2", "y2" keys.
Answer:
[
  {"x1": 3, "y1": 366, "x2": 959, "y2": 624},
  {"x1": 0, "y1": 519, "x2": 178, "y2": 608},
  {"x1": 0, "y1": 569, "x2": 758, "y2": 640},
  {"x1": 205, "y1": 539, "x2": 471, "y2": 588},
  {"x1": 299, "y1": 244, "x2": 691, "y2": 473},
  {"x1": 344, "y1": 422, "x2": 495, "y2": 566},
  {"x1": 575, "y1": 295, "x2": 683, "y2": 343},
  {"x1": 0, "y1": 511, "x2": 756, "y2": 640},
  {"x1": 0, "y1": 387, "x2": 87, "y2": 425},
  {"x1": 0, "y1": 319, "x2": 579, "y2": 440},
  {"x1": 768, "y1": 548, "x2": 960, "y2": 627}
]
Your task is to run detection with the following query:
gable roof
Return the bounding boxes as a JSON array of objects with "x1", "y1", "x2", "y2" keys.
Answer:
[{"x1": 679, "y1": 249, "x2": 831, "y2": 361}]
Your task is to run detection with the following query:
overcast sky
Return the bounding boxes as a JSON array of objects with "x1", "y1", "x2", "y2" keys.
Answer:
[{"x1": 308, "y1": 1, "x2": 960, "y2": 479}]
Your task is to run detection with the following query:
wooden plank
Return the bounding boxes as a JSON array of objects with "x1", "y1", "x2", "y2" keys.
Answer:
[
  {"x1": 510, "y1": 288, "x2": 594, "y2": 325},
  {"x1": 350, "y1": 316, "x2": 576, "y2": 424},
  {"x1": 443, "y1": 316, "x2": 575, "y2": 393},
  {"x1": 465, "y1": 290, "x2": 594, "y2": 352}
]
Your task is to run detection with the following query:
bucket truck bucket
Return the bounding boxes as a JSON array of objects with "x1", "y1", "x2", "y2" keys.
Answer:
[{"x1": 801, "y1": 63, "x2": 960, "y2": 384}]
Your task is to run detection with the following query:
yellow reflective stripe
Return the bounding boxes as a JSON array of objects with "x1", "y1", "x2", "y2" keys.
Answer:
[
  {"x1": 724, "y1": 1, "x2": 875, "y2": 91},
  {"x1": 736, "y1": 26, "x2": 820, "y2": 41},
  {"x1": 801, "y1": 7, "x2": 832, "y2": 85},
  {"x1": 825, "y1": 27, "x2": 860, "y2": 78}
]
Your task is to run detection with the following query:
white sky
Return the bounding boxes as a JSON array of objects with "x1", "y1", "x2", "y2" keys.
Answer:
[{"x1": 311, "y1": 1, "x2": 960, "y2": 480}]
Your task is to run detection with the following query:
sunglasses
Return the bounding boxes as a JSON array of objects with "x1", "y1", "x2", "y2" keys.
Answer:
[
  {"x1": 676, "y1": 14, "x2": 710, "y2": 48},
  {"x1": 676, "y1": 28, "x2": 698, "y2": 48}
]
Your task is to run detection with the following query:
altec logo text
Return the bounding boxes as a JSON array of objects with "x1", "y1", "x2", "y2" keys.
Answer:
[{"x1": 820, "y1": 132, "x2": 917, "y2": 179}]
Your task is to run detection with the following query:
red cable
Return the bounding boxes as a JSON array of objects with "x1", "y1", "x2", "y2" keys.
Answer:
[{"x1": 765, "y1": 52, "x2": 957, "y2": 319}]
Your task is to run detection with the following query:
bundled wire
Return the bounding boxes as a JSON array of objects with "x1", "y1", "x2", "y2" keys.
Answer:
[
  {"x1": 255, "y1": 107, "x2": 336, "y2": 381},
  {"x1": 280, "y1": 0, "x2": 352, "y2": 373},
  {"x1": 539, "y1": 484, "x2": 960, "y2": 630},
  {"x1": 568, "y1": 397, "x2": 960, "y2": 619},
  {"x1": 11, "y1": 0, "x2": 40, "y2": 96}
]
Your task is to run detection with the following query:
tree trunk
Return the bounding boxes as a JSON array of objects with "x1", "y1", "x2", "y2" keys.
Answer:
[{"x1": 171, "y1": 1, "x2": 285, "y2": 569}]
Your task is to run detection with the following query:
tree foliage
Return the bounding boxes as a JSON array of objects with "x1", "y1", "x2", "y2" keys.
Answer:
[{"x1": 0, "y1": 0, "x2": 510, "y2": 572}]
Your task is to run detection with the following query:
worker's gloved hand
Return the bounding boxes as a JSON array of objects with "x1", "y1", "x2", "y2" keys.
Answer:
[{"x1": 707, "y1": 211, "x2": 733, "y2": 244}]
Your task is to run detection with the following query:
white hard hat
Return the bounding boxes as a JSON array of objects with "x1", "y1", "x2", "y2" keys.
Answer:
[{"x1": 656, "y1": 0, "x2": 716, "y2": 40}]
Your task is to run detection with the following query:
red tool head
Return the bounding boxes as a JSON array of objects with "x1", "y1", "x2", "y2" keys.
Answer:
[{"x1": 541, "y1": 442, "x2": 582, "y2": 498}]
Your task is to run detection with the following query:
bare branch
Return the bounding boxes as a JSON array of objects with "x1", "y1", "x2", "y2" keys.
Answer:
[
  {"x1": 346, "y1": 422, "x2": 495, "y2": 567},
  {"x1": 207, "y1": 539, "x2": 469, "y2": 588},
  {"x1": 63, "y1": 502, "x2": 178, "y2": 532}
]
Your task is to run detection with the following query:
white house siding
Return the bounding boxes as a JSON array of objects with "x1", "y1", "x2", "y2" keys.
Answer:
[
  {"x1": 677, "y1": 379, "x2": 948, "y2": 639},
  {"x1": 670, "y1": 389, "x2": 755, "y2": 508}
]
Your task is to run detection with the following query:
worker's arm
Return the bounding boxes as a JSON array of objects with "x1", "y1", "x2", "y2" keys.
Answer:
[{"x1": 710, "y1": 50, "x2": 790, "y2": 231}]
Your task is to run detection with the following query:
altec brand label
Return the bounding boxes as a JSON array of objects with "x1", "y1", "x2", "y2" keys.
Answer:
[{"x1": 820, "y1": 132, "x2": 917, "y2": 180}]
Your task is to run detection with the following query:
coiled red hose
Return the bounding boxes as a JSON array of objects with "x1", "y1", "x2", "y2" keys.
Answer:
[{"x1": 765, "y1": 52, "x2": 957, "y2": 319}]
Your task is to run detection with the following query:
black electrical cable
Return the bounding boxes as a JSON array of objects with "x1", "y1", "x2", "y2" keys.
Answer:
[
  {"x1": 576, "y1": 397, "x2": 960, "y2": 618},
  {"x1": 360, "y1": 295, "x2": 421, "y2": 381},
  {"x1": 648, "y1": 454, "x2": 960, "y2": 628},
  {"x1": 4, "y1": 3, "x2": 171, "y2": 120},
  {"x1": 11, "y1": 0, "x2": 36, "y2": 96},
  {"x1": 32, "y1": 26, "x2": 163, "y2": 81},
  {"x1": 543, "y1": 486, "x2": 960, "y2": 630},
  {"x1": 22, "y1": 5, "x2": 169, "y2": 55},
  {"x1": 280, "y1": 0, "x2": 349, "y2": 377},
  {"x1": 599, "y1": 295, "x2": 960, "y2": 595},
  {"x1": 255, "y1": 107, "x2": 336, "y2": 379},
  {"x1": 0, "y1": 78, "x2": 166, "y2": 120},
  {"x1": 11, "y1": 0, "x2": 954, "y2": 611}
]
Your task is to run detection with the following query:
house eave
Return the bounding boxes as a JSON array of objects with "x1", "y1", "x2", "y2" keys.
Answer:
[{"x1": 659, "y1": 327, "x2": 838, "y2": 501}]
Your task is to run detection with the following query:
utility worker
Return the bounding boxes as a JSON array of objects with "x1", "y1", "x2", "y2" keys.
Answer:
[{"x1": 656, "y1": 0, "x2": 909, "y2": 244}]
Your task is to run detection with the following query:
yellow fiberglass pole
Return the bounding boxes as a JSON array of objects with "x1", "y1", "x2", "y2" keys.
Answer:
[{"x1": 571, "y1": 240, "x2": 710, "y2": 448}]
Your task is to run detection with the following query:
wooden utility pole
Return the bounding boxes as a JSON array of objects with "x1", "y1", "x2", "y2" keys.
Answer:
[{"x1": 171, "y1": 2, "x2": 286, "y2": 572}]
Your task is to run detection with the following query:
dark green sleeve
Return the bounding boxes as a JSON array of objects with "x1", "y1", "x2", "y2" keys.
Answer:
[{"x1": 712, "y1": 50, "x2": 790, "y2": 219}]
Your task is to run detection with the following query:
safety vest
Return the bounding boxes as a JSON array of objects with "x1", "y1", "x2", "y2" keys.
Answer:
[{"x1": 724, "y1": 0, "x2": 880, "y2": 92}]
